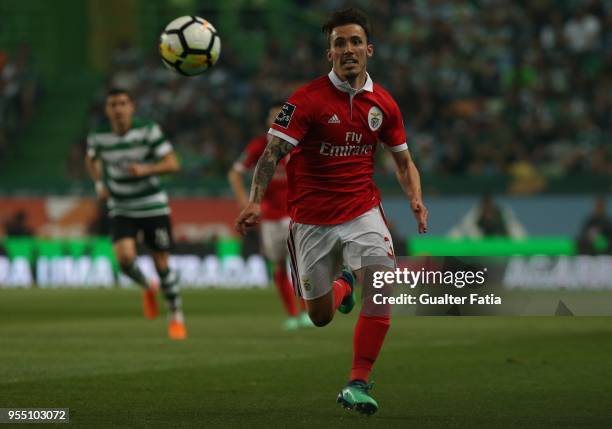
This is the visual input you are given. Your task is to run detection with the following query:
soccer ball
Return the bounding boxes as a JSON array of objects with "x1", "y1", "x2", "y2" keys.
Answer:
[{"x1": 159, "y1": 16, "x2": 221, "y2": 76}]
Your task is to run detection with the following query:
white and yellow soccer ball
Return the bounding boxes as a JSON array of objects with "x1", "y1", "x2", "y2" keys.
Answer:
[{"x1": 159, "y1": 16, "x2": 221, "y2": 76}]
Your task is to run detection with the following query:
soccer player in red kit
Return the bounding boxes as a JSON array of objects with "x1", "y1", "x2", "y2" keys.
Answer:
[
  {"x1": 228, "y1": 102, "x2": 311, "y2": 330},
  {"x1": 236, "y1": 8, "x2": 428, "y2": 415}
]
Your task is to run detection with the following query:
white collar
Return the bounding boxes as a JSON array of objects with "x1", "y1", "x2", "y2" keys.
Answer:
[{"x1": 328, "y1": 70, "x2": 374, "y2": 94}]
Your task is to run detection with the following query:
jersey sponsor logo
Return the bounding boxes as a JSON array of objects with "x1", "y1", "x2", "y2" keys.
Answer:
[
  {"x1": 319, "y1": 141, "x2": 373, "y2": 157},
  {"x1": 274, "y1": 102, "x2": 296, "y2": 129},
  {"x1": 368, "y1": 106, "x2": 383, "y2": 131},
  {"x1": 328, "y1": 114, "x2": 341, "y2": 124},
  {"x1": 345, "y1": 132, "x2": 362, "y2": 143}
]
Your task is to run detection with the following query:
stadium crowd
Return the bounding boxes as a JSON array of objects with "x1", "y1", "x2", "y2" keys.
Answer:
[
  {"x1": 78, "y1": 0, "x2": 611, "y2": 183},
  {"x1": 0, "y1": 46, "x2": 40, "y2": 162}
]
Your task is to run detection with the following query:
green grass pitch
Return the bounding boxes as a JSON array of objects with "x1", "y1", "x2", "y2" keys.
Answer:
[{"x1": 1, "y1": 288, "x2": 611, "y2": 428}]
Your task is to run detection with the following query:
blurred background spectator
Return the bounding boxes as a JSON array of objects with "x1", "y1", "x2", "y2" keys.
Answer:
[
  {"x1": 577, "y1": 195, "x2": 612, "y2": 254},
  {"x1": 448, "y1": 193, "x2": 527, "y2": 238},
  {"x1": 0, "y1": 45, "x2": 41, "y2": 162},
  {"x1": 3, "y1": 210, "x2": 33, "y2": 237}
]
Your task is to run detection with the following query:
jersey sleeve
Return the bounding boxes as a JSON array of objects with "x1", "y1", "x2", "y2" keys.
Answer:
[
  {"x1": 268, "y1": 88, "x2": 313, "y2": 146},
  {"x1": 86, "y1": 133, "x2": 98, "y2": 159},
  {"x1": 233, "y1": 138, "x2": 265, "y2": 172},
  {"x1": 379, "y1": 98, "x2": 408, "y2": 152},
  {"x1": 148, "y1": 123, "x2": 173, "y2": 158}
]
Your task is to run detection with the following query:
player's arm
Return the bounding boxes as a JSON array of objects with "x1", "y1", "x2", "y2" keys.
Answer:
[
  {"x1": 235, "y1": 136, "x2": 294, "y2": 234},
  {"x1": 128, "y1": 152, "x2": 180, "y2": 177},
  {"x1": 391, "y1": 149, "x2": 428, "y2": 234},
  {"x1": 84, "y1": 154, "x2": 108, "y2": 200},
  {"x1": 227, "y1": 167, "x2": 249, "y2": 210}
]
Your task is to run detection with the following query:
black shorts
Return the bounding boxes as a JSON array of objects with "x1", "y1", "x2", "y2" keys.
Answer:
[{"x1": 110, "y1": 215, "x2": 174, "y2": 252}]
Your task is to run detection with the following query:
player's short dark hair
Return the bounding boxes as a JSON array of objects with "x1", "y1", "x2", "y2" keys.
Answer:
[
  {"x1": 106, "y1": 87, "x2": 132, "y2": 100},
  {"x1": 322, "y1": 7, "x2": 372, "y2": 46}
]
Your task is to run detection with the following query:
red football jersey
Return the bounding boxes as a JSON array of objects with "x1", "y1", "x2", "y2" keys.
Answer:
[
  {"x1": 268, "y1": 71, "x2": 408, "y2": 225},
  {"x1": 234, "y1": 134, "x2": 289, "y2": 220}
]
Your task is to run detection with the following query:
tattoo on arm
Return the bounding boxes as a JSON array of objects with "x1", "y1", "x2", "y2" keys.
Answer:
[{"x1": 250, "y1": 137, "x2": 294, "y2": 203}]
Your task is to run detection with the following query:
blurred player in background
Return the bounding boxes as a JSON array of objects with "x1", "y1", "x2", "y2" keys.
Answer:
[
  {"x1": 228, "y1": 102, "x2": 312, "y2": 330},
  {"x1": 85, "y1": 88, "x2": 187, "y2": 340},
  {"x1": 236, "y1": 8, "x2": 427, "y2": 415}
]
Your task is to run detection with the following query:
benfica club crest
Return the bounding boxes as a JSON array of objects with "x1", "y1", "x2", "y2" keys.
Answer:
[{"x1": 368, "y1": 106, "x2": 383, "y2": 131}]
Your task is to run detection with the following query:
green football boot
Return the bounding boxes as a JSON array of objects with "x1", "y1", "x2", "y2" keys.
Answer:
[
  {"x1": 336, "y1": 380, "x2": 378, "y2": 415},
  {"x1": 337, "y1": 270, "x2": 356, "y2": 314},
  {"x1": 282, "y1": 317, "x2": 300, "y2": 331},
  {"x1": 298, "y1": 311, "x2": 315, "y2": 328}
]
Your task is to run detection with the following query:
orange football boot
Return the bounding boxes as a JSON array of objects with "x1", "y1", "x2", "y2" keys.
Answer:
[{"x1": 168, "y1": 318, "x2": 187, "y2": 340}]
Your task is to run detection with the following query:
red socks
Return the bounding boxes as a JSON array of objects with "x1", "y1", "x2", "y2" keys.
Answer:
[
  {"x1": 332, "y1": 277, "x2": 352, "y2": 310},
  {"x1": 274, "y1": 265, "x2": 298, "y2": 317},
  {"x1": 350, "y1": 314, "x2": 390, "y2": 382}
]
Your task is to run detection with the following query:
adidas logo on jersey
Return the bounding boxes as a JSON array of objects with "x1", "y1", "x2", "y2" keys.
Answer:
[{"x1": 328, "y1": 114, "x2": 341, "y2": 124}]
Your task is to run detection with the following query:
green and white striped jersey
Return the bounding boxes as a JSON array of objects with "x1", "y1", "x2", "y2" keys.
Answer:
[{"x1": 87, "y1": 118, "x2": 173, "y2": 218}]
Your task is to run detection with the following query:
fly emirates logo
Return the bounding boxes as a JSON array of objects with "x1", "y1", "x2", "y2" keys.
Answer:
[{"x1": 319, "y1": 132, "x2": 373, "y2": 157}]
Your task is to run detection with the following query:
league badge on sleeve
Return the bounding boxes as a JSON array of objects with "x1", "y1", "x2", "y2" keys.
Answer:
[
  {"x1": 274, "y1": 102, "x2": 296, "y2": 129},
  {"x1": 368, "y1": 106, "x2": 383, "y2": 131}
]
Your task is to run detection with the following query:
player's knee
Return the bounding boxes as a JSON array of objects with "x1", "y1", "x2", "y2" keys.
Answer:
[{"x1": 152, "y1": 253, "x2": 169, "y2": 272}]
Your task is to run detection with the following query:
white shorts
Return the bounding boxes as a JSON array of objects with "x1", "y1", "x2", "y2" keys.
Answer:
[
  {"x1": 261, "y1": 217, "x2": 290, "y2": 262},
  {"x1": 287, "y1": 206, "x2": 395, "y2": 300}
]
